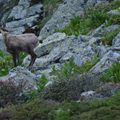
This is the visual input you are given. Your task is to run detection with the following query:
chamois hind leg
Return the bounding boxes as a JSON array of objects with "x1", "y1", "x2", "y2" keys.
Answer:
[
  {"x1": 28, "y1": 49, "x2": 37, "y2": 67},
  {"x1": 16, "y1": 52, "x2": 20, "y2": 64},
  {"x1": 12, "y1": 53, "x2": 17, "y2": 67}
]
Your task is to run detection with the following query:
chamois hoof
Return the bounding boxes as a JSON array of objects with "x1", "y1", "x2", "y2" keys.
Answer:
[{"x1": 27, "y1": 66, "x2": 33, "y2": 70}]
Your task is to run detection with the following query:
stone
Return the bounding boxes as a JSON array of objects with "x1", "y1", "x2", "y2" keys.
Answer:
[
  {"x1": 39, "y1": 0, "x2": 85, "y2": 39},
  {"x1": 0, "y1": 0, "x2": 43, "y2": 34},
  {"x1": 91, "y1": 50, "x2": 120, "y2": 73},
  {"x1": 0, "y1": 34, "x2": 6, "y2": 51},
  {"x1": 112, "y1": 32, "x2": 120, "y2": 47},
  {"x1": 0, "y1": 66, "x2": 37, "y2": 93},
  {"x1": 108, "y1": 9, "x2": 120, "y2": 17}
]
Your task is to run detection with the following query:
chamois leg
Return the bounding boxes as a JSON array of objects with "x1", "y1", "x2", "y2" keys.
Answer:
[
  {"x1": 28, "y1": 50, "x2": 37, "y2": 67},
  {"x1": 16, "y1": 52, "x2": 20, "y2": 64},
  {"x1": 12, "y1": 53, "x2": 17, "y2": 67}
]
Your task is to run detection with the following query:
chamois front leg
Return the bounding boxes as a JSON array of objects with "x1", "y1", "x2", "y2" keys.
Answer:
[
  {"x1": 12, "y1": 53, "x2": 17, "y2": 67},
  {"x1": 28, "y1": 49, "x2": 37, "y2": 68},
  {"x1": 16, "y1": 52, "x2": 20, "y2": 64}
]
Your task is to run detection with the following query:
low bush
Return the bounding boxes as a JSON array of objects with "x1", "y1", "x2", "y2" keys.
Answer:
[
  {"x1": 0, "y1": 79, "x2": 25, "y2": 108},
  {"x1": 1, "y1": 91, "x2": 120, "y2": 120},
  {"x1": 43, "y1": 73, "x2": 101, "y2": 102},
  {"x1": 24, "y1": 75, "x2": 48, "y2": 100}
]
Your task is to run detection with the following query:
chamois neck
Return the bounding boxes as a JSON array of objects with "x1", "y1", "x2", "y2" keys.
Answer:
[{"x1": 0, "y1": 30, "x2": 9, "y2": 45}]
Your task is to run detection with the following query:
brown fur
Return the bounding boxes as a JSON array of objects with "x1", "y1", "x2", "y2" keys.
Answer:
[{"x1": 0, "y1": 28, "x2": 38, "y2": 67}]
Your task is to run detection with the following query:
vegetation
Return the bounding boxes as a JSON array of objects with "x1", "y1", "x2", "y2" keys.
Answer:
[
  {"x1": 58, "y1": 11, "x2": 108, "y2": 36},
  {"x1": 102, "y1": 62, "x2": 120, "y2": 83},
  {"x1": 51, "y1": 56, "x2": 99, "y2": 80},
  {"x1": 0, "y1": 80, "x2": 25, "y2": 108},
  {"x1": 101, "y1": 28, "x2": 120, "y2": 45},
  {"x1": 1, "y1": 91, "x2": 120, "y2": 120},
  {"x1": 0, "y1": 50, "x2": 13, "y2": 76},
  {"x1": 59, "y1": 0, "x2": 120, "y2": 36},
  {"x1": 0, "y1": 50, "x2": 27, "y2": 77},
  {"x1": 43, "y1": 73, "x2": 101, "y2": 102}
]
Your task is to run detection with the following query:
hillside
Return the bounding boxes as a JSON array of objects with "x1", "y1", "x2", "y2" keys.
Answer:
[{"x1": 0, "y1": 0, "x2": 120, "y2": 120}]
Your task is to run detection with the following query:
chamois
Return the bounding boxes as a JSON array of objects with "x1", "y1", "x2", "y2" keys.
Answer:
[{"x1": 0, "y1": 28, "x2": 38, "y2": 68}]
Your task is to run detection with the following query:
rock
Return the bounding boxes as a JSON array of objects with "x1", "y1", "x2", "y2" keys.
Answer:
[
  {"x1": 0, "y1": 66, "x2": 37, "y2": 93},
  {"x1": 34, "y1": 33, "x2": 67, "y2": 57},
  {"x1": 39, "y1": 0, "x2": 85, "y2": 39},
  {"x1": 0, "y1": 34, "x2": 6, "y2": 51},
  {"x1": 112, "y1": 32, "x2": 120, "y2": 47},
  {"x1": 91, "y1": 50, "x2": 120, "y2": 73},
  {"x1": 96, "y1": 82, "x2": 120, "y2": 97},
  {"x1": 108, "y1": 9, "x2": 120, "y2": 17},
  {"x1": 95, "y1": 45, "x2": 108, "y2": 58},
  {"x1": 0, "y1": 0, "x2": 19, "y2": 23},
  {"x1": 90, "y1": 24, "x2": 104, "y2": 37},
  {"x1": 91, "y1": 24, "x2": 120, "y2": 37},
  {"x1": 39, "y1": 0, "x2": 110, "y2": 39},
  {"x1": 80, "y1": 90, "x2": 97, "y2": 101},
  {"x1": 23, "y1": 32, "x2": 98, "y2": 80},
  {"x1": 1, "y1": 0, "x2": 43, "y2": 34}
]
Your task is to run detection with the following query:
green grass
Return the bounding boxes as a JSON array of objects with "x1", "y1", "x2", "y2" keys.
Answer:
[
  {"x1": 0, "y1": 50, "x2": 13, "y2": 76},
  {"x1": 101, "y1": 28, "x2": 120, "y2": 45},
  {"x1": 51, "y1": 56, "x2": 99, "y2": 80},
  {"x1": 108, "y1": 14, "x2": 120, "y2": 25},
  {"x1": 0, "y1": 50, "x2": 27, "y2": 77},
  {"x1": 1, "y1": 91, "x2": 120, "y2": 120},
  {"x1": 58, "y1": 0, "x2": 120, "y2": 36},
  {"x1": 59, "y1": 11, "x2": 108, "y2": 36},
  {"x1": 102, "y1": 62, "x2": 120, "y2": 83}
]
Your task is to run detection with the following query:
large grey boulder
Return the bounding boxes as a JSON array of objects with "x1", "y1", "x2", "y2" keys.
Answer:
[
  {"x1": 39, "y1": 0, "x2": 110, "y2": 39},
  {"x1": 0, "y1": 34, "x2": 6, "y2": 51},
  {"x1": 23, "y1": 32, "x2": 98, "y2": 80},
  {"x1": 39, "y1": 0, "x2": 85, "y2": 39},
  {"x1": 91, "y1": 50, "x2": 120, "y2": 73},
  {"x1": 0, "y1": 0, "x2": 19, "y2": 23},
  {"x1": 0, "y1": 66, "x2": 37, "y2": 93},
  {"x1": 1, "y1": 0, "x2": 43, "y2": 34},
  {"x1": 113, "y1": 32, "x2": 120, "y2": 47}
]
